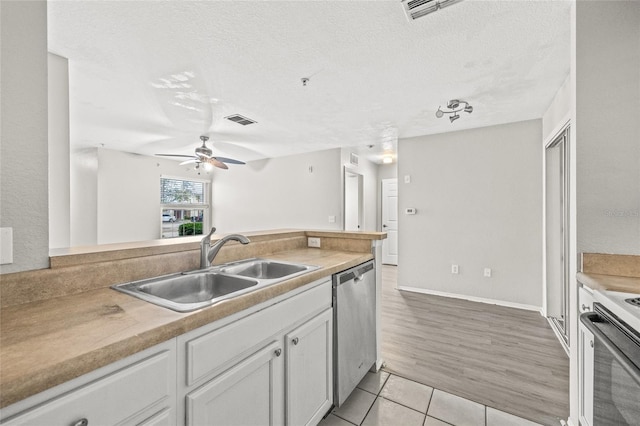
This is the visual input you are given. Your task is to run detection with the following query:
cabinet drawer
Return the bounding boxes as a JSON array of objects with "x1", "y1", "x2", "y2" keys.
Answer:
[
  {"x1": 184, "y1": 278, "x2": 331, "y2": 386},
  {"x1": 3, "y1": 348, "x2": 175, "y2": 426}
]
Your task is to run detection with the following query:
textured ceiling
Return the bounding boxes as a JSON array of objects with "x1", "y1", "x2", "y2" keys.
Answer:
[{"x1": 48, "y1": 0, "x2": 571, "y2": 164}]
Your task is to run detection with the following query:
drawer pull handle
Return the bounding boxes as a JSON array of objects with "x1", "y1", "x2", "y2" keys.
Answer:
[
  {"x1": 581, "y1": 304, "x2": 589, "y2": 311},
  {"x1": 274, "y1": 348, "x2": 282, "y2": 357},
  {"x1": 292, "y1": 337, "x2": 299, "y2": 345},
  {"x1": 590, "y1": 340, "x2": 594, "y2": 348},
  {"x1": 72, "y1": 419, "x2": 88, "y2": 426}
]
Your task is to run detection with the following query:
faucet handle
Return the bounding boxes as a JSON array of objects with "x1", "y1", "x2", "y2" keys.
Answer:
[{"x1": 202, "y1": 227, "x2": 216, "y2": 242}]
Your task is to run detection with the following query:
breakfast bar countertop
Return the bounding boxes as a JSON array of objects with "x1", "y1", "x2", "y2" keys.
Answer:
[{"x1": 0, "y1": 248, "x2": 373, "y2": 409}]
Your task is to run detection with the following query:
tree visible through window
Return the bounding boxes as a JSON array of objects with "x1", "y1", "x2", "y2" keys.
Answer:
[
  {"x1": 161, "y1": 178, "x2": 204, "y2": 204},
  {"x1": 160, "y1": 177, "x2": 208, "y2": 238}
]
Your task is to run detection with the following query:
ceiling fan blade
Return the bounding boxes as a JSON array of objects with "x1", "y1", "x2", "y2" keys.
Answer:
[
  {"x1": 205, "y1": 158, "x2": 228, "y2": 169},
  {"x1": 156, "y1": 154, "x2": 196, "y2": 158},
  {"x1": 213, "y1": 156, "x2": 246, "y2": 165},
  {"x1": 179, "y1": 159, "x2": 198, "y2": 165}
]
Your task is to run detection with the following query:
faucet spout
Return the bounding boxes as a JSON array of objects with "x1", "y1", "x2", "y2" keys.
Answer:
[
  {"x1": 202, "y1": 232, "x2": 251, "y2": 268},
  {"x1": 200, "y1": 227, "x2": 217, "y2": 269}
]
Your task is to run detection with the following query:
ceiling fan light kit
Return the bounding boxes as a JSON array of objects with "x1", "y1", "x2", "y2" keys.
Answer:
[
  {"x1": 156, "y1": 135, "x2": 245, "y2": 171},
  {"x1": 436, "y1": 99, "x2": 473, "y2": 123}
]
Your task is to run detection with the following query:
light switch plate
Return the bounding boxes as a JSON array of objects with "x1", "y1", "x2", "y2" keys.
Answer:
[
  {"x1": 0, "y1": 227, "x2": 14, "y2": 265},
  {"x1": 484, "y1": 268, "x2": 492, "y2": 278}
]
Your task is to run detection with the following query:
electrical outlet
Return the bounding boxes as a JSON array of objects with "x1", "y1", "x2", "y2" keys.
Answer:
[
  {"x1": 328, "y1": 216, "x2": 336, "y2": 223},
  {"x1": 484, "y1": 268, "x2": 492, "y2": 278},
  {"x1": 451, "y1": 264, "x2": 459, "y2": 274},
  {"x1": 308, "y1": 237, "x2": 321, "y2": 248}
]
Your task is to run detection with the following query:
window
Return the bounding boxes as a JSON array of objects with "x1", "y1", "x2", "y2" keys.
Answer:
[{"x1": 160, "y1": 177, "x2": 209, "y2": 238}]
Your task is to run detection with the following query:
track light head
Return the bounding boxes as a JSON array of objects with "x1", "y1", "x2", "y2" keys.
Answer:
[
  {"x1": 464, "y1": 105, "x2": 473, "y2": 114},
  {"x1": 449, "y1": 114, "x2": 460, "y2": 123},
  {"x1": 447, "y1": 99, "x2": 460, "y2": 109}
]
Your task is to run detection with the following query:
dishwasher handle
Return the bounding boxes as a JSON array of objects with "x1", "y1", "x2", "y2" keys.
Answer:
[{"x1": 336, "y1": 261, "x2": 374, "y2": 285}]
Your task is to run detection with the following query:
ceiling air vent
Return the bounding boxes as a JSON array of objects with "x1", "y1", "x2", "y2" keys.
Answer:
[
  {"x1": 225, "y1": 114, "x2": 257, "y2": 126},
  {"x1": 401, "y1": 0, "x2": 464, "y2": 20}
]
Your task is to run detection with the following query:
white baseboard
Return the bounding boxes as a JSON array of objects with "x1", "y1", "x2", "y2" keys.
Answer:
[{"x1": 397, "y1": 285, "x2": 542, "y2": 312}]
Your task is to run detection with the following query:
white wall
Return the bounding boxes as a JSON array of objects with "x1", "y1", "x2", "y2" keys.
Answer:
[
  {"x1": 575, "y1": 1, "x2": 640, "y2": 255},
  {"x1": 398, "y1": 120, "x2": 543, "y2": 308},
  {"x1": 70, "y1": 149, "x2": 98, "y2": 247},
  {"x1": 211, "y1": 148, "x2": 342, "y2": 233},
  {"x1": 48, "y1": 53, "x2": 71, "y2": 249},
  {"x1": 70, "y1": 148, "x2": 212, "y2": 246},
  {"x1": 340, "y1": 149, "x2": 378, "y2": 231},
  {"x1": 542, "y1": 74, "x2": 571, "y2": 142},
  {"x1": 0, "y1": 1, "x2": 49, "y2": 273}
]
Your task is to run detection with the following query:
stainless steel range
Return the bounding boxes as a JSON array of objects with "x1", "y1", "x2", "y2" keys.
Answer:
[{"x1": 580, "y1": 290, "x2": 640, "y2": 426}]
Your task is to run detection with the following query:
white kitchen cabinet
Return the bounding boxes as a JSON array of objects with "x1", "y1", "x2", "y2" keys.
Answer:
[
  {"x1": 1, "y1": 340, "x2": 177, "y2": 426},
  {"x1": 578, "y1": 319, "x2": 594, "y2": 426},
  {"x1": 2, "y1": 277, "x2": 335, "y2": 426},
  {"x1": 178, "y1": 278, "x2": 333, "y2": 426},
  {"x1": 285, "y1": 308, "x2": 333, "y2": 426},
  {"x1": 186, "y1": 341, "x2": 285, "y2": 426}
]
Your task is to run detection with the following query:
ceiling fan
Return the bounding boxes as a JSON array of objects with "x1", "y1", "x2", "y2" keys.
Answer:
[{"x1": 155, "y1": 136, "x2": 245, "y2": 170}]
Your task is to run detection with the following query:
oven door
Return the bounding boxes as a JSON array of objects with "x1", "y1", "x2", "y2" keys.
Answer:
[{"x1": 580, "y1": 305, "x2": 640, "y2": 426}]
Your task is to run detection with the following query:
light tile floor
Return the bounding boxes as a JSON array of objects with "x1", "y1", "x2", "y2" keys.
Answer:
[{"x1": 321, "y1": 371, "x2": 542, "y2": 426}]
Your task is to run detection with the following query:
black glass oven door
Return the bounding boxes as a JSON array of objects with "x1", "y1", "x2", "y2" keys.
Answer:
[{"x1": 581, "y1": 309, "x2": 640, "y2": 426}]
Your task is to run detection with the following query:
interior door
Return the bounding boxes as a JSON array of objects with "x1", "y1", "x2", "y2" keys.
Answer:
[
  {"x1": 344, "y1": 169, "x2": 363, "y2": 231},
  {"x1": 381, "y1": 178, "x2": 398, "y2": 265}
]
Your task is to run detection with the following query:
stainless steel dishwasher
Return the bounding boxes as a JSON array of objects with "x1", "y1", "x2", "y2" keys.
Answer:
[{"x1": 333, "y1": 260, "x2": 376, "y2": 406}]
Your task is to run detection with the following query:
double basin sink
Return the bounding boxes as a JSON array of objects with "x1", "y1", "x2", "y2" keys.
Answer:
[{"x1": 112, "y1": 258, "x2": 320, "y2": 312}]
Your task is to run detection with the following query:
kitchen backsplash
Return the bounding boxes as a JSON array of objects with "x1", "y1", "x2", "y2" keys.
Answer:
[{"x1": 581, "y1": 253, "x2": 640, "y2": 278}]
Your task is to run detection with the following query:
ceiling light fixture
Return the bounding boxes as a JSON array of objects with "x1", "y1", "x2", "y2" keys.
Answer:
[
  {"x1": 436, "y1": 99, "x2": 473, "y2": 123},
  {"x1": 383, "y1": 155, "x2": 393, "y2": 164}
]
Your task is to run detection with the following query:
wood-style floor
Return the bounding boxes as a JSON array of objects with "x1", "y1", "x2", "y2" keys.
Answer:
[{"x1": 379, "y1": 265, "x2": 569, "y2": 426}]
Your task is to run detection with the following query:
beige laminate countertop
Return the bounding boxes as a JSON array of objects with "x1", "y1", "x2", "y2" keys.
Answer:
[
  {"x1": 0, "y1": 248, "x2": 372, "y2": 408},
  {"x1": 577, "y1": 272, "x2": 640, "y2": 294}
]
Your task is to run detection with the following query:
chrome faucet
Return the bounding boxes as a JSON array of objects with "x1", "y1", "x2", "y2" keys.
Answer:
[{"x1": 200, "y1": 227, "x2": 250, "y2": 268}]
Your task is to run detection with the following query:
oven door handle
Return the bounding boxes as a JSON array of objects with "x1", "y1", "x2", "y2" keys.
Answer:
[{"x1": 580, "y1": 312, "x2": 640, "y2": 386}]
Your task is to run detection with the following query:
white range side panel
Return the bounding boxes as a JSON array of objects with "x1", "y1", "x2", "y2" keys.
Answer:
[{"x1": 398, "y1": 119, "x2": 543, "y2": 308}]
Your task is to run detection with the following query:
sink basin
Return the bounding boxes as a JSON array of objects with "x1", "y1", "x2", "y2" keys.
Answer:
[
  {"x1": 113, "y1": 271, "x2": 258, "y2": 312},
  {"x1": 219, "y1": 259, "x2": 310, "y2": 280},
  {"x1": 138, "y1": 273, "x2": 258, "y2": 304},
  {"x1": 112, "y1": 258, "x2": 320, "y2": 312}
]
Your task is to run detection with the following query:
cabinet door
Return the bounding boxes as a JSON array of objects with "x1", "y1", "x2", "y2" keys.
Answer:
[
  {"x1": 579, "y1": 322, "x2": 594, "y2": 426},
  {"x1": 285, "y1": 309, "x2": 333, "y2": 426},
  {"x1": 186, "y1": 341, "x2": 284, "y2": 426}
]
